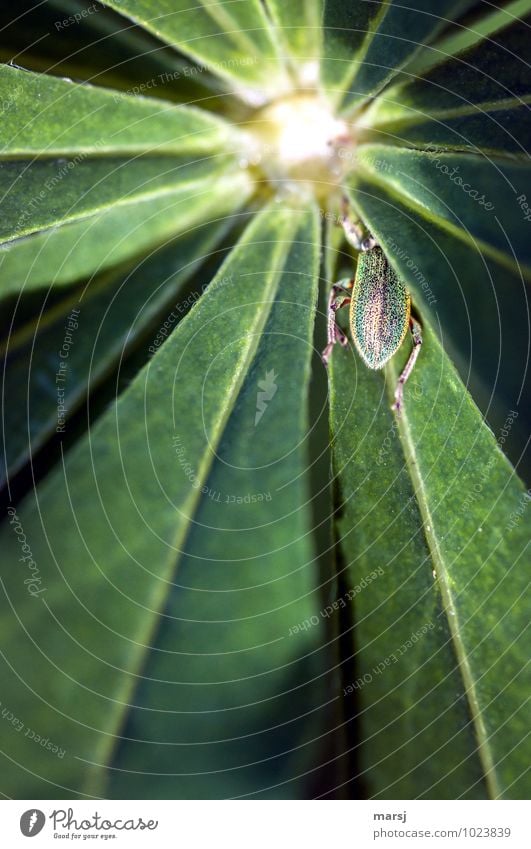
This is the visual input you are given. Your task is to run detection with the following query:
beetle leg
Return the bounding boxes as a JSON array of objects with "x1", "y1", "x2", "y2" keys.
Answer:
[
  {"x1": 322, "y1": 279, "x2": 353, "y2": 366},
  {"x1": 340, "y1": 196, "x2": 378, "y2": 252},
  {"x1": 392, "y1": 316, "x2": 423, "y2": 413}
]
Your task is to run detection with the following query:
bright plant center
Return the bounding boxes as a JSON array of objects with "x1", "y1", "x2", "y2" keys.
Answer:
[{"x1": 249, "y1": 94, "x2": 353, "y2": 200}]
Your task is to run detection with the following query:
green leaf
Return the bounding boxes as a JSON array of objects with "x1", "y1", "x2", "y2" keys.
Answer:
[
  {"x1": 361, "y1": 8, "x2": 531, "y2": 155},
  {"x1": 265, "y1": 0, "x2": 323, "y2": 73},
  {"x1": 0, "y1": 65, "x2": 240, "y2": 156},
  {"x1": 321, "y1": 0, "x2": 385, "y2": 109},
  {"x1": 0, "y1": 65, "x2": 249, "y2": 293},
  {"x1": 0, "y1": 200, "x2": 335, "y2": 798},
  {"x1": 402, "y1": 0, "x2": 531, "y2": 79},
  {"x1": 0, "y1": 156, "x2": 235, "y2": 242},
  {"x1": 0, "y1": 1, "x2": 216, "y2": 102},
  {"x1": 1, "y1": 217, "x2": 230, "y2": 485},
  {"x1": 344, "y1": 167, "x2": 531, "y2": 474},
  {"x1": 100, "y1": 0, "x2": 291, "y2": 103},
  {"x1": 0, "y1": 168, "x2": 252, "y2": 296},
  {"x1": 329, "y1": 317, "x2": 530, "y2": 798},
  {"x1": 0, "y1": 0, "x2": 529, "y2": 804},
  {"x1": 352, "y1": 145, "x2": 531, "y2": 273},
  {"x1": 321, "y1": 0, "x2": 477, "y2": 113}
]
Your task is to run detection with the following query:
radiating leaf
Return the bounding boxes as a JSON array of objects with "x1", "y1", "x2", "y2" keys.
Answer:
[
  {"x1": 403, "y1": 0, "x2": 531, "y2": 79},
  {"x1": 0, "y1": 200, "x2": 335, "y2": 799},
  {"x1": 0, "y1": 65, "x2": 240, "y2": 156},
  {"x1": 1, "y1": 217, "x2": 230, "y2": 486},
  {"x1": 352, "y1": 145, "x2": 531, "y2": 273},
  {"x1": 0, "y1": 66, "x2": 251, "y2": 296},
  {"x1": 344, "y1": 168, "x2": 531, "y2": 476},
  {"x1": 329, "y1": 316, "x2": 530, "y2": 798},
  {"x1": 100, "y1": 0, "x2": 291, "y2": 103},
  {"x1": 0, "y1": 156, "x2": 235, "y2": 242},
  {"x1": 361, "y1": 8, "x2": 531, "y2": 155},
  {"x1": 0, "y1": 168, "x2": 252, "y2": 296},
  {"x1": 0, "y1": 0, "x2": 529, "y2": 804},
  {"x1": 265, "y1": 0, "x2": 323, "y2": 76},
  {"x1": 321, "y1": 0, "x2": 477, "y2": 113},
  {"x1": 0, "y1": 0, "x2": 226, "y2": 104},
  {"x1": 321, "y1": 0, "x2": 385, "y2": 108}
]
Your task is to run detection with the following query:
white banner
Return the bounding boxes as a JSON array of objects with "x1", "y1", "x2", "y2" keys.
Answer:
[{"x1": 0, "y1": 800, "x2": 527, "y2": 848}]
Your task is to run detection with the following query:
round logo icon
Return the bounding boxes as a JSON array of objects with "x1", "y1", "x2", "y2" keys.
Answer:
[{"x1": 20, "y1": 810, "x2": 45, "y2": 837}]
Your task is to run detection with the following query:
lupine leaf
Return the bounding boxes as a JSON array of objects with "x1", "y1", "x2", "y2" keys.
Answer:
[
  {"x1": 321, "y1": 0, "x2": 477, "y2": 113},
  {"x1": 0, "y1": 65, "x2": 240, "y2": 156},
  {"x1": 344, "y1": 168, "x2": 531, "y2": 477},
  {"x1": 329, "y1": 317, "x2": 530, "y2": 798},
  {"x1": 403, "y1": 0, "x2": 531, "y2": 79},
  {"x1": 265, "y1": 0, "x2": 323, "y2": 73},
  {"x1": 0, "y1": 201, "x2": 336, "y2": 799},
  {"x1": 0, "y1": 0, "x2": 219, "y2": 103},
  {"x1": 0, "y1": 0, "x2": 529, "y2": 804},
  {"x1": 100, "y1": 0, "x2": 291, "y2": 102},
  {"x1": 352, "y1": 145, "x2": 531, "y2": 273},
  {"x1": 0, "y1": 168, "x2": 252, "y2": 296},
  {"x1": 360, "y1": 8, "x2": 531, "y2": 155},
  {"x1": 1, "y1": 217, "x2": 230, "y2": 485}
]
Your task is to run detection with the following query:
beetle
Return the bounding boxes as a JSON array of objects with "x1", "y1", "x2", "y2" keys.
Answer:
[{"x1": 322, "y1": 201, "x2": 422, "y2": 413}]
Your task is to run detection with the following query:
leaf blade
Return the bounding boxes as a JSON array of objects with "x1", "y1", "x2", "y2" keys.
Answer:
[
  {"x1": 0, "y1": 200, "x2": 335, "y2": 799},
  {"x1": 344, "y1": 168, "x2": 531, "y2": 476},
  {"x1": 329, "y1": 314, "x2": 530, "y2": 797},
  {"x1": 1, "y1": 217, "x2": 231, "y2": 485},
  {"x1": 321, "y1": 0, "x2": 477, "y2": 114},
  {"x1": 361, "y1": 9, "x2": 531, "y2": 154},
  {"x1": 0, "y1": 168, "x2": 252, "y2": 296},
  {"x1": 352, "y1": 144, "x2": 531, "y2": 273},
  {"x1": 329, "y1": 349, "x2": 488, "y2": 798},
  {"x1": 100, "y1": 0, "x2": 291, "y2": 102},
  {"x1": 265, "y1": 0, "x2": 323, "y2": 77},
  {"x1": 0, "y1": 65, "x2": 240, "y2": 157}
]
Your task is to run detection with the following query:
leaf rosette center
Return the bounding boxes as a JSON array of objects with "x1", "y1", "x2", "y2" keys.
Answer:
[{"x1": 248, "y1": 94, "x2": 353, "y2": 199}]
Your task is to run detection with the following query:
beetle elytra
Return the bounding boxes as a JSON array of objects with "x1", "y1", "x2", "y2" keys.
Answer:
[{"x1": 322, "y1": 202, "x2": 422, "y2": 413}]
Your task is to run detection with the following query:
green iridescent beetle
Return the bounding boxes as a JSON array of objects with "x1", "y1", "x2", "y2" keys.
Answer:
[{"x1": 322, "y1": 202, "x2": 422, "y2": 413}]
